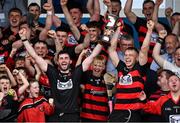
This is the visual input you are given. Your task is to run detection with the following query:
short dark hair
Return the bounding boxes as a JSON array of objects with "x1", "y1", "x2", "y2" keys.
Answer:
[
  {"x1": 143, "y1": 0, "x2": 155, "y2": 7},
  {"x1": 8, "y1": 8, "x2": 22, "y2": 16},
  {"x1": 16, "y1": 67, "x2": 27, "y2": 73},
  {"x1": 111, "y1": 0, "x2": 121, "y2": 5},
  {"x1": 125, "y1": 47, "x2": 139, "y2": 54},
  {"x1": 0, "y1": 76, "x2": 10, "y2": 82},
  {"x1": 67, "y1": 1, "x2": 83, "y2": 13},
  {"x1": 120, "y1": 34, "x2": 134, "y2": 42},
  {"x1": 158, "y1": 69, "x2": 175, "y2": 79},
  {"x1": 57, "y1": 50, "x2": 71, "y2": 59},
  {"x1": 28, "y1": 2, "x2": 41, "y2": 11},
  {"x1": 171, "y1": 12, "x2": 180, "y2": 17},
  {"x1": 33, "y1": 40, "x2": 48, "y2": 48},
  {"x1": 87, "y1": 21, "x2": 101, "y2": 29},
  {"x1": 15, "y1": 56, "x2": 25, "y2": 63},
  {"x1": 165, "y1": 70, "x2": 179, "y2": 80},
  {"x1": 55, "y1": 26, "x2": 69, "y2": 33}
]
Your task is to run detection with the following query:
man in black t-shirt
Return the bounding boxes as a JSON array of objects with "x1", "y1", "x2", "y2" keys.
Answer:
[{"x1": 18, "y1": 28, "x2": 84, "y2": 122}]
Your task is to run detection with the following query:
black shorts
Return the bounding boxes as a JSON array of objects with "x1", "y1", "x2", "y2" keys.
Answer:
[
  {"x1": 109, "y1": 110, "x2": 142, "y2": 122},
  {"x1": 48, "y1": 112, "x2": 80, "y2": 122}
]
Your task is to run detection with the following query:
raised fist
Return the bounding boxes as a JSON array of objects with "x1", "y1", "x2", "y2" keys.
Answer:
[
  {"x1": 12, "y1": 69, "x2": 19, "y2": 76},
  {"x1": 147, "y1": 20, "x2": 155, "y2": 31},
  {"x1": 103, "y1": 0, "x2": 111, "y2": 7},
  {"x1": 80, "y1": 24, "x2": 89, "y2": 32},
  {"x1": 47, "y1": 30, "x2": 57, "y2": 39},
  {"x1": 155, "y1": 0, "x2": 163, "y2": 6},
  {"x1": 60, "y1": 0, "x2": 68, "y2": 6},
  {"x1": 49, "y1": 98, "x2": 54, "y2": 106},
  {"x1": 19, "y1": 28, "x2": 27, "y2": 40},
  {"x1": 43, "y1": 3, "x2": 53, "y2": 11}
]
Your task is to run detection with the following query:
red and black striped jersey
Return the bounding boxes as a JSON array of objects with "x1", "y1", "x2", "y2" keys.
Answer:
[
  {"x1": 114, "y1": 61, "x2": 147, "y2": 110},
  {"x1": 80, "y1": 71, "x2": 109, "y2": 121}
]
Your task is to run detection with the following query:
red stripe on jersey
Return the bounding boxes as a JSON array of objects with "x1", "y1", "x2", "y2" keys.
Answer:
[
  {"x1": 82, "y1": 103, "x2": 108, "y2": 112},
  {"x1": 114, "y1": 103, "x2": 144, "y2": 110},
  {"x1": 84, "y1": 94, "x2": 108, "y2": 102},
  {"x1": 80, "y1": 112, "x2": 108, "y2": 121},
  {"x1": 139, "y1": 26, "x2": 148, "y2": 34},
  {"x1": 116, "y1": 92, "x2": 140, "y2": 99},
  {"x1": 85, "y1": 84, "x2": 107, "y2": 91},
  {"x1": 139, "y1": 36, "x2": 145, "y2": 43}
]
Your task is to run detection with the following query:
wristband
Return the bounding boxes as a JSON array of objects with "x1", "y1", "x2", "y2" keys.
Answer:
[
  {"x1": 157, "y1": 37, "x2": 164, "y2": 45},
  {"x1": 21, "y1": 39, "x2": 28, "y2": 42},
  {"x1": 47, "y1": 11, "x2": 52, "y2": 16}
]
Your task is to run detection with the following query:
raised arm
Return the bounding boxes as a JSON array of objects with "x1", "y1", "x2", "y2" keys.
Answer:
[
  {"x1": 124, "y1": 0, "x2": 137, "y2": 24},
  {"x1": 74, "y1": 33, "x2": 90, "y2": 54},
  {"x1": 39, "y1": 0, "x2": 53, "y2": 41},
  {"x1": 152, "y1": 0, "x2": 163, "y2": 24},
  {"x1": 139, "y1": 20, "x2": 154, "y2": 65},
  {"x1": 172, "y1": 21, "x2": 180, "y2": 37},
  {"x1": 2, "y1": 64, "x2": 17, "y2": 87},
  {"x1": 152, "y1": 30, "x2": 167, "y2": 67},
  {"x1": 103, "y1": 0, "x2": 112, "y2": 14},
  {"x1": 87, "y1": 0, "x2": 94, "y2": 16},
  {"x1": 152, "y1": 0, "x2": 165, "y2": 32},
  {"x1": 108, "y1": 27, "x2": 121, "y2": 67},
  {"x1": 82, "y1": 44, "x2": 103, "y2": 71},
  {"x1": 60, "y1": 0, "x2": 81, "y2": 40},
  {"x1": 19, "y1": 28, "x2": 48, "y2": 72},
  {"x1": 91, "y1": 0, "x2": 100, "y2": 21},
  {"x1": 75, "y1": 49, "x2": 87, "y2": 67},
  {"x1": 165, "y1": 7, "x2": 173, "y2": 29},
  {"x1": 13, "y1": 69, "x2": 29, "y2": 96}
]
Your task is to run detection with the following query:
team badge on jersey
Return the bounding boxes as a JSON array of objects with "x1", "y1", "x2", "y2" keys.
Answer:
[
  {"x1": 57, "y1": 79, "x2": 73, "y2": 90},
  {"x1": 119, "y1": 74, "x2": 133, "y2": 85}
]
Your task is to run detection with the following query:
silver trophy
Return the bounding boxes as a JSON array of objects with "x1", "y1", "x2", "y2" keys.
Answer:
[{"x1": 100, "y1": 14, "x2": 119, "y2": 46}]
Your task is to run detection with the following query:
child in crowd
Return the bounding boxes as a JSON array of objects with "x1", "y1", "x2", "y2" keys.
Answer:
[
  {"x1": 17, "y1": 79, "x2": 54, "y2": 122},
  {"x1": 0, "y1": 76, "x2": 18, "y2": 121},
  {"x1": 12, "y1": 68, "x2": 29, "y2": 102}
]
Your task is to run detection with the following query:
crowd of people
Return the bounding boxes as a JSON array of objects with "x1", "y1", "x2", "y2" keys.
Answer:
[{"x1": 0, "y1": 0, "x2": 179, "y2": 122}]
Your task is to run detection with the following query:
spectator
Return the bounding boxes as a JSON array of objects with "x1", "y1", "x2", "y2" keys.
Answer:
[
  {"x1": 153, "y1": 30, "x2": 180, "y2": 77},
  {"x1": 141, "y1": 71, "x2": 180, "y2": 122},
  {"x1": 0, "y1": 76, "x2": 18, "y2": 121},
  {"x1": 150, "y1": 33, "x2": 179, "y2": 71},
  {"x1": 17, "y1": 79, "x2": 54, "y2": 122},
  {"x1": 0, "y1": 0, "x2": 26, "y2": 28}
]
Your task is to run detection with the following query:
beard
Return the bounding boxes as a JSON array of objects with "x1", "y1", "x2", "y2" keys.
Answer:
[{"x1": 59, "y1": 64, "x2": 71, "y2": 72}]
